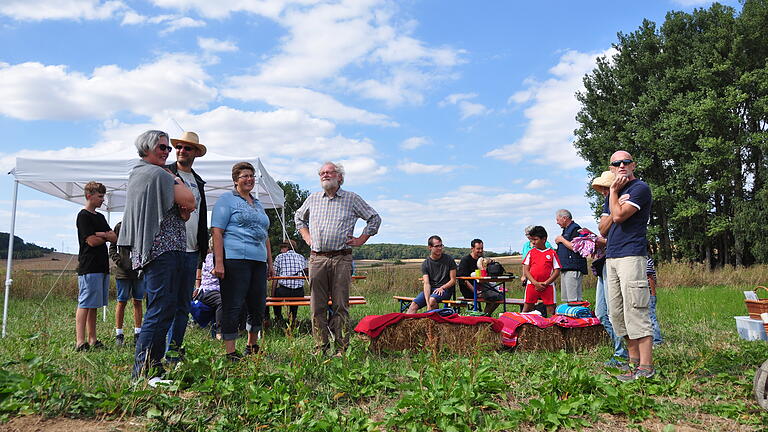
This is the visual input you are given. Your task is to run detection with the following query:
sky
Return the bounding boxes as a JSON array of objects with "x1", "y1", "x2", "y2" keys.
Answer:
[{"x1": 0, "y1": 0, "x2": 741, "y2": 255}]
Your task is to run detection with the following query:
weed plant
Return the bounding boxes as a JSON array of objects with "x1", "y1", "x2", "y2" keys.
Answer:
[{"x1": 0, "y1": 266, "x2": 766, "y2": 430}]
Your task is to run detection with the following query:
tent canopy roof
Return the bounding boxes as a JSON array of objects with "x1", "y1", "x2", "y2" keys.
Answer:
[{"x1": 9, "y1": 157, "x2": 285, "y2": 211}]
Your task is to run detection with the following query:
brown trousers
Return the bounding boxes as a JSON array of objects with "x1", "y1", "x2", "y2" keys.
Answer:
[{"x1": 309, "y1": 253, "x2": 353, "y2": 351}]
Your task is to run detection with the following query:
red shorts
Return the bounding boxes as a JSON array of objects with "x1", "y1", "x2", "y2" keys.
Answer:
[{"x1": 524, "y1": 284, "x2": 555, "y2": 305}]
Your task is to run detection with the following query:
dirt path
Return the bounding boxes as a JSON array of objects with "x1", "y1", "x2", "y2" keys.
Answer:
[{"x1": 3, "y1": 416, "x2": 143, "y2": 432}]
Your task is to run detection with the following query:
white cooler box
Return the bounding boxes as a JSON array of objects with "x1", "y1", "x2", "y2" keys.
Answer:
[{"x1": 735, "y1": 316, "x2": 768, "y2": 341}]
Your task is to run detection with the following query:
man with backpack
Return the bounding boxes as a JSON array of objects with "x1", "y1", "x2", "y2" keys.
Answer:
[{"x1": 456, "y1": 239, "x2": 503, "y2": 314}]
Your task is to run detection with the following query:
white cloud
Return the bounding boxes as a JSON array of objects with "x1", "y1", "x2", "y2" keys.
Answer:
[
  {"x1": 400, "y1": 136, "x2": 429, "y2": 150},
  {"x1": 440, "y1": 92, "x2": 491, "y2": 120},
  {"x1": 148, "y1": 0, "x2": 305, "y2": 20},
  {"x1": 524, "y1": 179, "x2": 551, "y2": 190},
  {"x1": 197, "y1": 37, "x2": 238, "y2": 53},
  {"x1": 0, "y1": 54, "x2": 216, "y2": 121},
  {"x1": 487, "y1": 48, "x2": 617, "y2": 168},
  {"x1": 221, "y1": 82, "x2": 394, "y2": 126},
  {"x1": 0, "y1": 0, "x2": 127, "y2": 21},
  {"x1": 153, "y1": 15, "x2": 205, "y2": 34},
  {"x1": 397, "y1": 161, "x2": 456, "y2": 174}
]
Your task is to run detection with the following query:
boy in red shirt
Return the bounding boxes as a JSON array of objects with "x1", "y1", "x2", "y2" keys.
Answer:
[{"x1": 522, "y1": 225, "x2": 560, "y2": 316}]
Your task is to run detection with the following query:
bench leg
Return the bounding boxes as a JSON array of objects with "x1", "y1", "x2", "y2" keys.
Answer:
[{"x1": 399, "y1": 300, "x2": 409, "y2": 313}]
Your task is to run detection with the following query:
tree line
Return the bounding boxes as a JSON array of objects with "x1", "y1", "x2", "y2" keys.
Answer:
[
  {"x1": 575, "y1": 0, "x2": 768, "y2": 267},
  {"x1": 0, "y1": 233, "x2": 55, "y2": 259}
]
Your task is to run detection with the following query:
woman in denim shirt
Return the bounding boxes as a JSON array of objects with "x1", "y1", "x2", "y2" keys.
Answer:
[{"x1": 211, "y1": 162, "x2": 273, "y2": 360}]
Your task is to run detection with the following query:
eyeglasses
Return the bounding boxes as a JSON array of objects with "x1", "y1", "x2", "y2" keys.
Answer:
[
  {"x1": 319, "y1": 170, "x2": 337, "y2": 176},
  {"x1": 610, "y1": 159, "x2": 633, "y2": 167},
  {"x1": 430, "y1": 244, "x2": 444, "y2": 248},
  {"x1": 175, "y1": 145, "x2": 195, "y2": 152},
  {"x1": 157, "y1": 144, "x2": 173, "y2": 152},
  {"x1": 238, "y1": 174, "x2": 255, "y2": 180}
]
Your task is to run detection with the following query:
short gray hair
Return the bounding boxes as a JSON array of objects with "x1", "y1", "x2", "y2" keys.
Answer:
[
  {"x1": 319, "y1": 161, "x2": 345, "y2": 185},
  {"x1": 556, "y1": 209, "x2": 572, "y2": 220},
  {"x1": 524, "y1": 225, "x2": 535, "y2": 235},
  {"x1": 135, "y1": 130, "x2": 169, "y2": 157}
]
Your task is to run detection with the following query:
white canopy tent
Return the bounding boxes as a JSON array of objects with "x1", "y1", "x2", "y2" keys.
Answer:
[{"x1": 3, "y1": 156, "x2": 285, "y2": 337}]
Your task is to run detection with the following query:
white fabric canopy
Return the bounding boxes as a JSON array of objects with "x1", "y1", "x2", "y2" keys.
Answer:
[
  {"x1": 10, "y1": 156, "x2": 285, "y2": 211},
  {"x1": 3, "y1": 156, "x2": 285, "y2": 337}
]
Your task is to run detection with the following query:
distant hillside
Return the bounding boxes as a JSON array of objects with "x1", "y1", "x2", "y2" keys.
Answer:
[
  {"x1": 0, "y1": 233, "x2": 55, "y2": 259},
  {"x1": 352, "y1": 243, "x2": 504, "y2": 260}
]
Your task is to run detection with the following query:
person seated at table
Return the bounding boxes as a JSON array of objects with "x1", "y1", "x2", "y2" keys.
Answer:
[
  {"x1": 271, "y1": 239, "x2": 308, "y2": 328},
  {"x1": 456, "y1": 238, "x2": 502, "y2": 314},
  {"x1": 406, "y1": 235, "x2": 456, "y2": 314},
  {"x1": 521, "y1": 226, "x2": 559, "y2": 316}
]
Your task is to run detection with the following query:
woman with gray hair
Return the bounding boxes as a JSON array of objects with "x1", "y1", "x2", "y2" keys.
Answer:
[{"x1": 118, "y1": 130, "x2": 195, "y2": 382}]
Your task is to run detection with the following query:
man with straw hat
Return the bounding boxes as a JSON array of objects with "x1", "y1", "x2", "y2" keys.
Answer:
[{"x1": 164, "y1": 131, "x2": 208, "y2": 363}]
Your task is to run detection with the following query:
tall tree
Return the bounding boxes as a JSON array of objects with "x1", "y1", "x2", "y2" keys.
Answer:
[{"x1": 574, "y1": 1, "x2": 768, "y2": 266}]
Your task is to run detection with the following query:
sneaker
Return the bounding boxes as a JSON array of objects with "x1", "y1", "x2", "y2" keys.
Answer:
[
  {"x1": 115, "y1": 334, "x2": 125, "y2": 347},
  {"x1": 244, "y1": 344, "x2": 259, "y2": 355},
  {"x1": 634, "y1": 367, "x2": 656, "y2": 379},
  {"x1": 75, "y1": 342, "x2": 90, "y2": 352},
  {"x1": 91, "y1": 340, "x2": 105, "y2": 350},
  {"x1": 604, "y1": 357, "x2": 631, "y2": 371},
  {"x1": 615, "y1": 369, "x2": 637, "y2": 382},
  {"x1": 148, "y1": 377, "x2": 173, "y2": 388},
  {"x1": 226, "y1": 351, "x2": 243, "y2": 362}
]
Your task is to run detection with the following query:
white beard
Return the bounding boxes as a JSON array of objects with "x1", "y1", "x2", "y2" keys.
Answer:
[{"x1": 321, "y1": 178, "x2": 339, "y2": 191}]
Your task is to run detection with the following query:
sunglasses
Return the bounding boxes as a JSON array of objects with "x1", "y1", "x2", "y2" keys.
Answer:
[
  {"x1": 157, "y1": 144, "x2": 173, "y2": 152},
  {"x1": 610, "y1": 159, "x2": 633, "y2": 167},
  {"x1": 175, "y1": 145, "x2": 195, "y2": 152}
]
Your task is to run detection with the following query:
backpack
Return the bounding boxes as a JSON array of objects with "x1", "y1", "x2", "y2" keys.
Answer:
[{"x1": 486, "y1": 261, "x2": 506, "y2": 277}]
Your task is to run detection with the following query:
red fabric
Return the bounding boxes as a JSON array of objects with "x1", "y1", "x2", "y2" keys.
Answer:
[
  {"x1": 522, "y1": 247, "x2": 561, "y2": 283},
  {"x1": 354, "y1": 312, "x2": 503, "y2": 338},
  {"x1": 497, "y1": 312, "x2": 602, "y2": 347}
]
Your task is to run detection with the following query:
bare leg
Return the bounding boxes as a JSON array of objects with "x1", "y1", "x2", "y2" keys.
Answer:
[
  {"x1": 521, "y1": 303, "x2": 534, "y2": 313},
  {"x1": 115, "y1": 301, "x2": 127, "y2": 330},
  {"x1": 86, "y1": 308, "x2": 97, "y2": 344},
  {"x1": 546, "y1": 305, "x2": 556, "y2": 316},
  {"x1": 406, "y1": 302, "x2": 420, "y2": 314},
  {"x1": 247, "y1": 331, "x2": 258, "y2": 346},
  {"x1": 132, "y1": 299, "x2": 144, "y2": 329},
  {"x1": 224, "y1": 340, "x2": 236, "y2": 354},
  {"x1": 636, "y1": 335, "x2": 653, "y2": 366},
  {"x1": 75, "y1": 308, "x2": 88, "y2": 346}
]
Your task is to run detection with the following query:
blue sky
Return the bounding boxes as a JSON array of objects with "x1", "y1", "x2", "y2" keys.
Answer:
[{"x1": 0, "y1": 0, "x2": 739, "y2": 255}]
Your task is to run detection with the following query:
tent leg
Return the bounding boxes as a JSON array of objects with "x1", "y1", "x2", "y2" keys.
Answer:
[
  {"x1": 3, "y1": 181, "x2": 20, "y2": 338},
  {"x1": 281, "y1": 207, "x2": 288, "y2": 241}
]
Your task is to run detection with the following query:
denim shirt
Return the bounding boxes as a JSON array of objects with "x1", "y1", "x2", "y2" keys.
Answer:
[{"x1": 211, "y1": 191, "x2": 270, "y2": 262}]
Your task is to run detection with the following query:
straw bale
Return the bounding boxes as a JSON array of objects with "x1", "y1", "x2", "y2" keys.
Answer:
[
  {"x1": 363, "y1": 317, "x2": 500, "y2": 354},
  {"x1": 560, "y1": 325, "x2": 608, "y2": 352},
  {"x1": 515, "y1": 325, "x2": 566, "y2": 352}
]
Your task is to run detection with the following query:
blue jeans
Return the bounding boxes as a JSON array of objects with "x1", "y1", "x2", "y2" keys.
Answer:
[
  {"x1": 649, "y1": 294, "x2": 663, "y2": 344},
  {"x1": 165, "y1": 251, "x2": 198, "y2": 358},
  {"x1": 595, "y1": 267, "x2": 628, "y2": 359},
  {"x1": 220, "y1": 259, "x2": 267, "y2": 341},
  {"x1": 132, "y1": 251, "x2": 184, "y2": 379}
]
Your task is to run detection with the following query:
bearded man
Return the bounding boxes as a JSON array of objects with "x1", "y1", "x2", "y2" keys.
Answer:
[{"x1": 295, "y1": 161, "x2": 381, "y2": 357}]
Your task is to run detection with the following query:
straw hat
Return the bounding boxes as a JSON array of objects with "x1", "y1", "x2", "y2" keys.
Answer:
[
  {"x1": 591, "y1": 171, "x2": 616, "y2": 190},
  {"x1": 171, "y1": 131, "x2": 207, "y2": 156}
]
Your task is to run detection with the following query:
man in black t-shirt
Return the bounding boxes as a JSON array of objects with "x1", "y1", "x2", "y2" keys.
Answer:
[
  {"x1": 75, "y1": 181, "x2": 116, "y2": 352},
  {"x1": 456, "y1": 239, "x2": 502, "y2": 314},
  {"x1": 406, "y1": 235, "x2": 456, "y2": 313}
]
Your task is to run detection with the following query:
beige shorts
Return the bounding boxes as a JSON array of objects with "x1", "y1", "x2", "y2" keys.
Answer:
[{"x1": 605, "y1": 255, "x2": 652, "y2": 340}]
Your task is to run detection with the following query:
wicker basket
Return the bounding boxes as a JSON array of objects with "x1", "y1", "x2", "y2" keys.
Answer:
[{"x1": 745, "y1": 286, "x2": 768, "y2": 320}]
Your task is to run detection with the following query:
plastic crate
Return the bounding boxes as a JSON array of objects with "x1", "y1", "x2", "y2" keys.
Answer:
[{"x1": 735, "y1": 316, "x2": 768, "y2": 341}]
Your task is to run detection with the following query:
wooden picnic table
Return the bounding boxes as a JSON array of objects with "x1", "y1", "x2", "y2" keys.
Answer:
[
  {"x1": 457, "y1": 275, "x2": 517, "y2": 312},
  {"x1": 266, "y1": 276, "x2": 367, "y2": 307}
]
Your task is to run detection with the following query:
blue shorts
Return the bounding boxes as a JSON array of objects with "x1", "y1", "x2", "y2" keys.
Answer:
[
  {"x1": 116, "y1": 278, "x2": 145, "y2": 302},
  {"x1": 413, "y1": 288, "x2": 454, "y2": 309},
  {"x1": 78, "y1": 273, "x2": 109, "y2": 308}
]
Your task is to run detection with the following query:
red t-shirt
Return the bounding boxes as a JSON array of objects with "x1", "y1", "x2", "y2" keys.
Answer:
[{"x1": 523, "y1": 247, "x2": 561, "y2": 284}]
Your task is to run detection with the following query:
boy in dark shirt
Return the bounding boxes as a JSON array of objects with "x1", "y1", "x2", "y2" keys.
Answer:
[{"x1": 75, "y1": 182, "x2": 116, "y2": 351}]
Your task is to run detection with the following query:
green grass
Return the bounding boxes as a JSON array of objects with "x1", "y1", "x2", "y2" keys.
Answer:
[{"x1": 0, "y1": 274, "x2": 767, "y2": 431}]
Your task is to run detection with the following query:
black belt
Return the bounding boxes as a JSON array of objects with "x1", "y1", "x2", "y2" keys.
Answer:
[{"x1": 311, "y1": 249, "x2": 352, "y2": 257}]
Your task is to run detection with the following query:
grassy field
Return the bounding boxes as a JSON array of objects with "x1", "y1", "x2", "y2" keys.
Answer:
[{"x1": 0, "y1": 262, "x2": 767, "y2": 431}]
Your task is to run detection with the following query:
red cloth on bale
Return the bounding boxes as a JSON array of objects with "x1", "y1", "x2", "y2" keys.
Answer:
[
  {"x1": 354, "y1": 311, "x2": 504, "y2": 338},
  {"x1": 498, "y1": 312, "x2": 602, "y2": 347}
]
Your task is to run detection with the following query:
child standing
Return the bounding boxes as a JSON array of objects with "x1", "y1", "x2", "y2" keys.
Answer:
[
  {"x1": 75, "y1": 181, "x2": 116, "y2": 351},
  {"x1": 646, "y1": 255, "x2": 663, "y2": 345},
  {"x1": 109, "y1": 221, "x2": 144, "y2": 347},
  {"x1": 522, "y1": 226, "x2": 560, "y2": 317}
]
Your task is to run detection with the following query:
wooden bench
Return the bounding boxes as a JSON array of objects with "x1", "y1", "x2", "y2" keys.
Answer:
[
  {"x1": 266, "y1": 295, "x2": 367, "y2": 307},
  {"x1": 392, "y1": 295, "x2": 471, "y2": 313}
]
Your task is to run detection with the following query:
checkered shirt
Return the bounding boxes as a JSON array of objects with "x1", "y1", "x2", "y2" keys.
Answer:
[
  {"x1": 274, "y1": 250, "x2": 308, "y2": 289},
  {"x1": 294, "y1": 188, "x2": 381, "y2": 252}
]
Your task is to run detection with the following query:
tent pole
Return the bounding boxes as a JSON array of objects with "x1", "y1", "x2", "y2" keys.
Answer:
[
  {"x1": 104, "y1": 211, "x2": 111, "y2": 322},
  {"x1": 281, "y1": 207, "x2": 288, "y2": 241},
  {"x1": 2, "y1": 180, "x2": 20, "y2": 338}
]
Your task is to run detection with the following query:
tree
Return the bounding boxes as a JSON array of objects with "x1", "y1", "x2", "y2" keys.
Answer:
[
  {"x1": 574, "y1": 1, "x2": 768, "y2": 266},
  {"x1": 266, "y1": 181, "x2": 310, "y2": 257}
]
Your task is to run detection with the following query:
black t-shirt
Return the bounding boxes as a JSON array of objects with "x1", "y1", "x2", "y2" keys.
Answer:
[
  {"x1": 457, "y1": 254, "x2": 478, "y2": 277},
  {"x1": 77, "y1": 209, "x2": 111, "y2": 275},
  {"x1": 421, "y1": 254, "x2": 457, "y2": 290}
]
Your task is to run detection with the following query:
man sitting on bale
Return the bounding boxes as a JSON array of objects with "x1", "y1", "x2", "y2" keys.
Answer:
[
  {"x1": 457, "y1": 238, "x2": 503, "y2": 314},
  {"x1": 406, "y1": 235, "x2": 457, "y2": 314}
]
